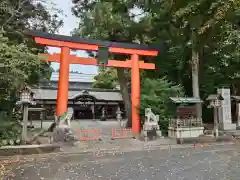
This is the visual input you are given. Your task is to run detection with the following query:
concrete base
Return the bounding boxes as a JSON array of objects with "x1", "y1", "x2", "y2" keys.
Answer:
[
  {"x1": 168, "y1": 127, "x2": 204, "y2": 139},
  {"x1": 219, "y1": 123, "x2": 236, "y2": 130},
  {"x1": 176, "y1": 135, "x2": 233, "y2": 144}
]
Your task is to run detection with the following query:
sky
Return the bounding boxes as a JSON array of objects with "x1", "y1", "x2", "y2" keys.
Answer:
[{"x1": 47, "y1": 0, "x2": 98, "y2": 74}]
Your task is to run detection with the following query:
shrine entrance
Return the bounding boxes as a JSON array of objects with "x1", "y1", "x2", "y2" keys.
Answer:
[
  {"x1": 73, "y1": 92, "x2": 96, "y2": 120},
  {"x1": 28, "y1": 30, "x2": 160, "y2": 134}
]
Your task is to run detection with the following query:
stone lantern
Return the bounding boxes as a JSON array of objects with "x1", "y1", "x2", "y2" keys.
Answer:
[
  {"x1": 101, "y1": 107, "x2": 106, "y2": 121},
  {"x1": 21, "y1": 89, "x2": 32, "y2": 102},
  {"x1": 116, "y1": 106, "x2": 123, "y2": 127},
  {"x1": 16, "y1": 86, "x2": 36, "y2": 143},
  {"x1": 209, "y1": 94, "x2": 224, "y2": 108},
  {"x1": 206, "y1": 94, "x2": 224, "y2": 137}
]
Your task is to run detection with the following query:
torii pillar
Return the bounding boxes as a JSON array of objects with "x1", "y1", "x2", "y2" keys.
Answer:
[
  {"x1": 131, "y1": 54, "x2": 140, "y2": 133},
  {"x1": 57, "y1": 47, "x2": 70, "y2": 117}
]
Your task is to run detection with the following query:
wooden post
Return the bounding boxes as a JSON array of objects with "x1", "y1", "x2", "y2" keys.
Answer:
[
  {"x1": 22, "y1": 104, "x2": 28, "y2": 143},
  {"x1": 40, "y1": 111, "x2": 43, "y2": 129},
  {"x1": 72, "y1": 100, "x2": 75, "y2": 120},
  {"x1": 92, "y1": 103, "x2": 95, "y2": 121},
  {"x1": 214, "y1": 107, "x2": 219, "y2": 137},
  {"x1": 56, "y1": 47, "x2": 70, "y2": 117},
  {"x1": 237, "y1": 103, "x2": 240, "y2": 128},
  {"x1": 131, "y1": 54, "x2": 141, "y2": 134},
  {"x1": 93, "y1": 101, "x2": 96, "y2": 121}
]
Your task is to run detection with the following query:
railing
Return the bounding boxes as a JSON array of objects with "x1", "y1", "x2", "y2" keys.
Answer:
[
  {"x1": 111, "y1": 128, "x2": 133, "y2": 140},
  {"x1": 169, "y1": 118, "x2": 203, "y2": 128},
  {"x1": 77, "y1": 128, "x2": 101, "y2": 141}
]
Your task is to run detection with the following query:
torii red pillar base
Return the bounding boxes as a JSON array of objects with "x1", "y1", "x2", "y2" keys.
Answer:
[{"x1": 131, "y1": 54, "x2": 141, "y2": 134}]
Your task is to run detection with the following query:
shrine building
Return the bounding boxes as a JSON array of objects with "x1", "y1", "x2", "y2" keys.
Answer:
[{"x1": 30, "y1": 72, "x2": 125, "y2": 120}]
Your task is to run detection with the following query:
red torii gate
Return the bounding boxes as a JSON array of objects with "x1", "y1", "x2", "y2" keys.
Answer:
[{"x1": 27, "y1": 31, "x2": 160, "y2": 134}]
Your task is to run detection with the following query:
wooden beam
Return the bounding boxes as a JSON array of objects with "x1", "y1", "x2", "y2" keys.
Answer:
[
  {"x1": 27, "y1": 30, "x2": 161, "y2": 52},
  {"x1": 35, "y1": 37, "x2": 159, "y2": 56},
  {"x1": 41, "y1": 53, "x2": 155, "y2": 69}
]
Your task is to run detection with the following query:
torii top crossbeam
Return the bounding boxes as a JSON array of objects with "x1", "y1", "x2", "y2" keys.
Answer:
[
  {"x1": 27, "y1": 30, "x2": 160, "y2": 56},
  {"x1": 27, "y1": 30, "x2": 161, "y2": 134}
]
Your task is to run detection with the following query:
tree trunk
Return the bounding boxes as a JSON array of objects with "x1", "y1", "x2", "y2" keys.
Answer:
[
  {"x1": 116, "y1": 68, "x2": 132, "y2": 127},
  {"x1": 191, "y1": 30, "x2": 202, "y2": 118},
  {"x1": 214, "y1": 107, "x2": 219, "y2": 137},
  {"x1": 192, "y1": 47, "x2": 202, "y2": 118}
]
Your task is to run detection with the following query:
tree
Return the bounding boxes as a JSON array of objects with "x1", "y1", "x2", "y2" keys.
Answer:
[
  {"x1": 173, "y1": 0, "x2": 240, "y2": 117},
  {"x1": 0, "y1": 0, "x2": 63, "y2": 105},
  {"x1": 0, "y1": 32, "x2": 48, "y2": 142},
  {"x1": 0, "y1": 0, "x2": 63, "y2": 142},
  {"x1": 140, "y1": 77, "x2": 184, "y2": 135},
  {"x1": 0, "y1": 0, "x2": 63, "y2": 42},
  {"x1": 72, "y1": 0, "x2": 137, "y2": 127},
  {"x1": 134, "y1": 0, "x2": 240, "y2": 117},
  {"x1": 72, "y1": 0, "x2": 240, "y2": 127},
  {"x1": 92, "y1": 68, "x2": 118, "y2": 89}
]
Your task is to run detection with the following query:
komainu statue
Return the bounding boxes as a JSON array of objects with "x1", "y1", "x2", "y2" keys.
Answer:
[{"x1": 143, "y1": 108, "x2": 162, "y2": 141}]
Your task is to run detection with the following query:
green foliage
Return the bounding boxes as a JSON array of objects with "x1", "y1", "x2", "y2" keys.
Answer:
[
  {"x1": 0, "y1": 112, "x2": 21, "y2": 142},
  {"x1": 72, "y1": 0, "x2": 137, "y2": 43},
  {"x1": 58, "y1": 112, "x2": 68, "y2": 122},
  {"x1": 134, "y1": 0, "x2": 240, "y2": 97},
  {"x1": 0, "y1": 32, "x2": 47, "y2": 102},
  {"x1": 0, "y1": 0, "x2": 63, "y2": 43},
  {"x1": 92, "y1": 68, "x2": 118, "y2": 89},
  {"x1": 0, "y1": 0, "x2": 62, "y2": 140},
  {"x1": 140, "y1": 77, "x2": 184, "y2": 134},
  {"x1": 0, "y1": 32, "x2": 49, "y2": 140},
  {"x1": 72, "y1": 0, "x2": 240, "y2": 125}
]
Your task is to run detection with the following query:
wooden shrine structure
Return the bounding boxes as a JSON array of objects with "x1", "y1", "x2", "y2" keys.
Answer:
[{"x1": 27, "y1": 30, "x2": 160, "y2": 134}]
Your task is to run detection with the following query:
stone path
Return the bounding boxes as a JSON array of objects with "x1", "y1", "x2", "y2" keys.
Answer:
[
  {"x1": 30, "y1": 120, "x2": 177, "y2": 154},
  {"x1": 58, "y1": 120, "x2": 177, "y2": 153}
]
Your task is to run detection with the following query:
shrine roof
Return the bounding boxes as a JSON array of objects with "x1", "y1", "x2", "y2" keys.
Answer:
[
  {"x1": 27, "y1": 30, "x2": 161, "y2": 51},
  {"x1": 206, "y1": 94, "x2": 224, "y2": 101},
  {"x1": 206, "y1": 94, "x2": 218, "y2": 100},
  {"x1": 50, "y1": 72, "x2": 95, "y2": 83},
  {"x1": 232, "y1": 96, "x2": 240, "y2": 101},
  {"x1": 32, "y1": 88, "x2": 122, "y2": 101},
  {"x1": 170, "y1": 97, "x2": 203, "y2": 104}
]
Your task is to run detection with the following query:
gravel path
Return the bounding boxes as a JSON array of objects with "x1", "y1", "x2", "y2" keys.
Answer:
[{"x1": 4, "y1": 144, "x2": 240, "y2": 180}]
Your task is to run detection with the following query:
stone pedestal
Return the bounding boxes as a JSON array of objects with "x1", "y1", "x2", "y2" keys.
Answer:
[
  {"x1": 217, "y1": 88, "x2": 236, "y2": 130},
  {"x1": 52, "y1": 127, "x2": 75, "y2": 143},
  {"x1": 168, "y1": 127, "x2": 204, "y2": 138}
]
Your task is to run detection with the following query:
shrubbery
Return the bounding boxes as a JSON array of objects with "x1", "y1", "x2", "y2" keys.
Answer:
[{"x1": 140, "y1": 77, "x2": 184, "y2": 135}]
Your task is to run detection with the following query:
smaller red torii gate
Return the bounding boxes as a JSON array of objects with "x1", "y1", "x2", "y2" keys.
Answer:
[{"x1": 27, "y1": 30, "x2": 160, "y2": 134}]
